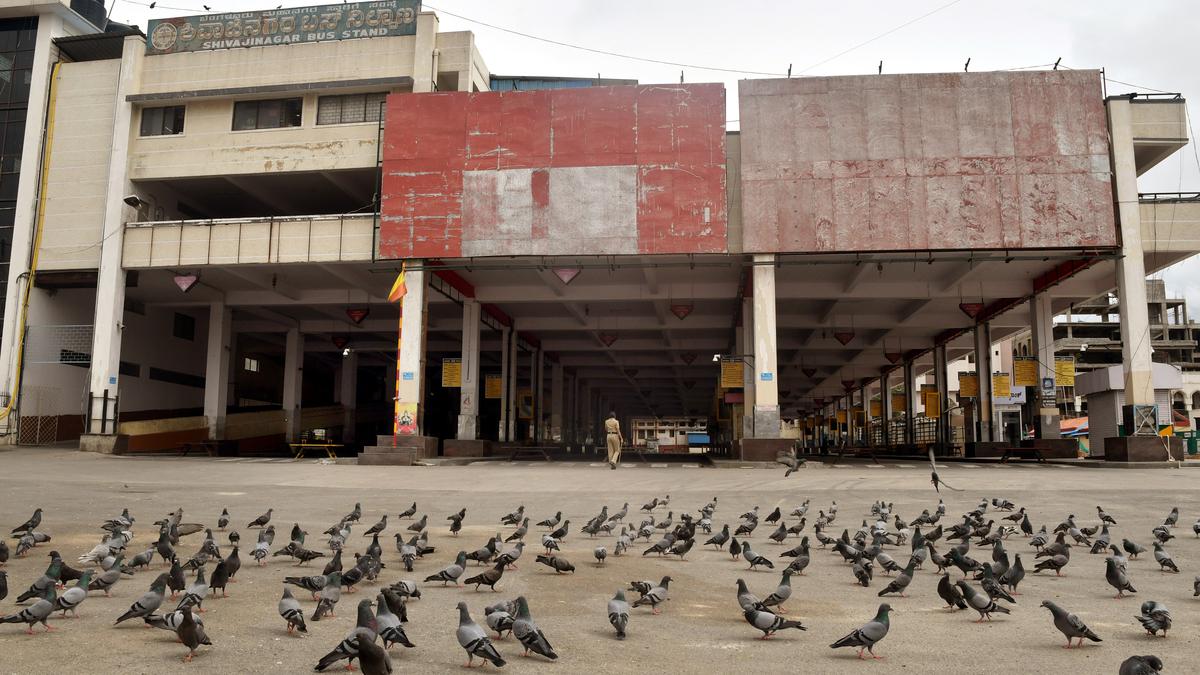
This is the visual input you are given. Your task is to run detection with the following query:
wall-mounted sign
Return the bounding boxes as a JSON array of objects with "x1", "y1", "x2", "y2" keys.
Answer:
[
  {"x1": 719, "y1": 358, "x2": 743, "y2": 389},
  {"x1": 1054, "y1": 357, "x2": 1075, "y2": 387},
  {"x1": 992, "y1": 372, "x2": 1011, "y2": 399},
  {"x1": 146, "y1": 0, "x2": 420, "y2": 55},
  {"x1": 484, "y1": 374, "x2": 502, "y2": 399},
  {"x1": 441, "y1": 358, "x2": 462, "y2": 388},
  {"x1": 958, "y1": 371, "x2": 979, "y2": 398}
]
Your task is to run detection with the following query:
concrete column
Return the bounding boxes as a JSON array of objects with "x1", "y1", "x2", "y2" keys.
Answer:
[
  {"x1": 506, "y1": 329, "x2": 518, "y2": 442},
  {"x1": 340, "y1": 351, "x2": 358, "y2": 443},
  {"x1": 0, "y1": 14, "x2": 64, "y2": 398},
  {"x1": 1107, "y1": 99, "x2": 1155, "y2": 407},
  {"x1": 741, "y1": 298, "x2": 755, "y2": 438},
  {"x1": 411, "y1": 12, "x2": 440, "y2": 93},
  {"x1": 203, "y1": 302, "x2": 232, "y2": 440},
  {"x1": 1029, "y1": 293, "x2": 1061, "y2": 439},
  {"x1": 550, "y1": 361, "x2": 564, "y2": 442},
  {"x1": 973, "y1": 323, "x2": 995, "y2": 443},
  {"x1": 456, "y1": 299, "x2": 481, "y2": 440},
  {"x1": 282, "y1": 327, "x2": 303, "y2": 442},
  {"x1": 903, "y1": 362, "x2": 916, "y2": 445},
  {"x1": 751, "y1": 254, "x2": 780, "y2": 438},
  {"x1": 528, "y1": 347, "x2": 540, "y2": 441},
  {"x1": 397, "y1": 267, "x2": 428, "y2": 435},
  {"x1": 933, "y1": 344, "x2": 950, "y2": 449},
  {"x1": 879, "y1": 371, "x2": 892, "y2": 446},
  {"x1": 497, "y1": 326, "x2": 511, "y2": 442},
  {"x1": 84, "y1": 37, "x2": 141, "y2": 436}
]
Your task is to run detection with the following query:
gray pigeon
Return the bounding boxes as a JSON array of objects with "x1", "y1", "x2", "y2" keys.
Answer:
[
  {"x1": 278, "y1": 587, "x2": 307, "y2": 634},
  {"x1": 356, "y1": 629, "x2": 393, "y2": 675},
  {"x1": 735, "y1": 578, "x2": 763, "y2": 611},
  {"x1": 1135, "y1": 600, "x2": 1171, "y2": 637},
  {"x1": 744, "y1": 607, "x2": 806, "y2": 638},
  {"x1": 761, "y1": 569, "x2": 794, "y2": 612},
  {"x1": 0, "y1": 588, "x2": 56, "y2": 633},
  {"x1": 424, "y1": 551, "x2": 468, "y2": 586},
  {"x1": 956, "y1": 580, "x2": 1010, "y2": 622},
  {"x1": 484, "y1": 606, "x2": 514, "y2": 638},
  {"x1": 455, "y1": 601, "x2": 506, "y2": 668},
  {"x1": 830, "y1": 603, "x2": 891, "y2": 659},
  {"x1": 52, "y1": 570, "x2": 93, "y2": 618},
  {"x1": 878, "y1": 559, "x2": 915, "y2": 598},
  {"x1": 607, "y1": 590, "x2": 630, "y2": 639},
  {"x1": 1106, "y1": 557, "x2": 1137, "y2": 598},
  {"x1": 116, "y1": 574, "x2": 168, "y2": 625},
  {"x1": 1152, "y1": 543, "x2": 1179, "y2": 573},
  {"x1": 631, "y1": 575, "x2": 672, "y2": 614},
  {"x1": 375, "y1": 593, "x2": 414, "y2": 649},
  {"x1": 1040, "y1": 600, "x2": 1101, "y2": 648},
  {"x1": 1119, "y1": 655, "x2": 1164, "y2": 675},
  {"x1": 513, "y1": 596, "x2": 557, "y2": 660}
]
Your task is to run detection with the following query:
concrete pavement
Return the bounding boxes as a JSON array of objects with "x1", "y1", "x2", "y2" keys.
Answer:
[{"x1": 0, "y1": 447, "x2": 1197, "y2": 673}]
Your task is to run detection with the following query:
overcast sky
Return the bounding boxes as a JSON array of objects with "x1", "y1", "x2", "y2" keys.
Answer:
[{"x1": 110, "y1": 0, "x2": 1200, "y2": 306}]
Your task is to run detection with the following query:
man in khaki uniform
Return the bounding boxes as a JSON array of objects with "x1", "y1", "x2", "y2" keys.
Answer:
[{"x1": 604, "y1": 411, "x2": 623, "y2": 469}]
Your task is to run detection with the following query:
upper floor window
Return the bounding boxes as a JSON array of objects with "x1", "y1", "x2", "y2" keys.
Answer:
[
  {"x1": 316, "y1": 92, "x2": 387, "y2": 125},
  {"x1": 140, "y1": 105, "x2": 185, "y2": 136},
  {"x1": 232, "y1": 97, "x2": 302, "y2": 131}
]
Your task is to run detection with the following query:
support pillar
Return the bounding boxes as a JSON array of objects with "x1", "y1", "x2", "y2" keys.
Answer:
[
  {"x1": 933, "y1": 344, "x2": 950, "y2": 449},
  {"x1": 1029, "y1": 293, "x2": 1061, "y2": 439},
  {"x1": 498, "y1": 326, "x2": 511, "y2": 442},
  {"x1": 397, "y1": 267, "x2": 428, "y2": 436},
  {"x1": 528, "y1": 347, "x2": 540, "y2": 441},
  {"x1": 1108, "y1": 98, "x2": 1155, "y2": 409},
  {"x1": 550, "y1": 362, "x2": 564, "y2": 442},
  {"x1": 903, "y1": 362, "x2": 916, "y2": 445},
  {"x1": 741, "y1": 298, "x2": 756, "y2": 439},
  {"x1": 340, "y1": 351, "x2": 358, "y2": 443},
  {"x1": 973, "y1": 323, "x2": 995, "y2": 443},
  {"x1": 456, "y1": 299, "x2": 481, "y2": 440},
  {"x1": 204, "y1": 302, "x2": 232, "y2": 440},
  {"x1": 880, "y1": 371, "x2": 892, "y2": 447},
  {"x1": 750, "y1": 254, "x2": 780, "y2": 437},
  {"x1": 283, "y1": 327, "x2": 303, "y2": 442}
]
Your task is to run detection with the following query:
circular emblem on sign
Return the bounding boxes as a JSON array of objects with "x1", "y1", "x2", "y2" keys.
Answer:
[{"x1": 150, "y1": 22, "x2": 179, "y2": 52}]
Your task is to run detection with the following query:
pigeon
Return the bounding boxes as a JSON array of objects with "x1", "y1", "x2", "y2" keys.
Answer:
[
  {"x1": 10, "y1": 508, "x2": 42, "y2": 535},
  {"x1": 284, "y1": 573, "x2": 328, "y2": 599},
  {"x1": 407, "y1": 514, "x2": 428, "y2": 533},
  {"x1": 1124, "y1": 538, "x2": 1148, "y2": 559},
  {"x1": 594, "y1": 546, "x2": 607, "y2": 565},
  {"x1": 278, "y1": 587, "x2": 307, "y2": 634},
  {"x1": 512, "y1": 596, "x2": 557, "y2": 660},
  {"x1": 356, "y1": 630, "x2": 394, "y2": 675},
  {"x1": 144, "y1": 607, "x2": 204, "y2": 633},
  {"x1": 547, "y1": 520, "x2": 570, "y2": 541},
  {"x1": 484, "y1": 606, "x2": 514, "y2": 639},
  {"x1": 167, "y1": 559, "x2": 187, "y2": 598},
  {"x1": 956, "y1": 580, "x2": 1010, "y2": 622},
  {"x1": 176, "y1": 606, "x2": 212, "y2": 663},
  {"x1": 176, "y1": 566, "x2": 209, "y2": 612},
  {"x1": 494, "y1": 541, "x2": 525, "y2": 570},
  {"x1": 425, "y1": 551, "x2": 468, "y2": 586},
  {"x1": 1001, "y1": 554, "x2": 1026, "y2": 593},
  {"x1": 398, "y1": 502, "x2": 418, "y2": 520},
  {"x1": 501, "y1": 505, "x2": 526, "y2": 526},
  {"x1": 535, "y1": 554, "x2": 575, "y2": 574},
  {"x1": 669, "y1": 537, "x2": 695, "y2": 560},
  {"x1": 16, "y1": 558, "x2": 61, "y2": 603},
  {"x1": 312, "y1": 572, "x2": 343, "y2": 621},
  {"x1": 1135, "y1": 600, "x2": 1171, "y2": 637},
  {"x1": 375, "y1": 593, "x2": 414, "y2": 648},
  {"x1": 706, "y1": 524, "x2": 730, "y2": 549},
  {"x1": 464, "y1": 562, "x2": 506, "y2": 592},
  {"x1": 1152, "y1": 543, "x2": 1179, "y2": 573},
  {"x1": 52, "y1": 570, "x2": 92, "y2": 618},
  {"x1": 344, "y1": 502, "x2": 363, "y2": 524},
  {"x1": 878, "y1": 559, "x2": 916, "y2": 598},
  {"x1": 315, "y1": 601, "x2": 378, "y2": 671},
  {"x1": 1106, "y1": 557, "x2": 1138, "y2": 598},
  {"x1": 778, "y1": 452, "x2": 805, "y2": 477},
  {"x1": 1119, "y1": 655, "x2": 1165, "y2": 675},
  {"x1": 977, "y1": 563, "x2": 1015, "y2": 604},
  {"x1": 1032, "y1": 550, "x2": 1070, "y2": 576},
  {"x1": 363, "y1": 515, "x2": 388, "y2": 537},
  {"x1": 247, "y1": 509, "x2": 273, "y2": 528},
  {"x1": 506, "y1": 518, "x2": 529, "y2": 543},
  {"x1": 88, "y1": 559, "x2": 125, "y2": 597},
  {"x1": 115, "y1": 574, "x2": 169, "y2": 626},
  {"x1": 209, "y1": 558, "x2": 231, "y2": 598},
  {"x1": 744, "y1": 607, "x2": 807, "y2": 638},
  {"x1": 1, "y1": 587, "x2": 56, "y2": 633},
  {"x1": 217, "y1": 508, "x2": 229, "y2": 531},
  {"x1": 631, "y1": 576, "x2": 671, "y2": 614},
  {"x1": 1040, "y1": 600, "x2": 1101, "y2": 648},
  {"x1": 607, "y1": 590, "x2": 630, "y2": 639},
  {"x1": 536, "y1": 510, "x2": 560, "y2": 529},
  {"x1": 0, "y1": 570, "x2": 6, "y2": 602},
  {"x1": 937, "y1": 574, "x2": 967, "y2": 610},
  {"x1": 735, "y1": 578, "x2": 763, "y2": 612},
  {"x1": 1163, "y1": 507, "x2": 1179, "y2": 528},
  {"x1": 1195, "y1": 576, "x2": 1200, "y2": 597},
  {"x1": 742, "y1": 542, "x2": 775, "y2": 570},
  {"x1": 455, "y1": 601, "x2": 506, "y2": 668},
  {"x1": 466, "y1": 537, "x2": 500, "y2": 566},
  {"x1": 830, "y1": 603, "x2": 892, "y2": 659}
]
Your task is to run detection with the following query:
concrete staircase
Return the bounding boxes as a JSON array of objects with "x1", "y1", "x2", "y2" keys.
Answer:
[{"x1": 357, "y1": 435, "x2": 438, "y2": 466}]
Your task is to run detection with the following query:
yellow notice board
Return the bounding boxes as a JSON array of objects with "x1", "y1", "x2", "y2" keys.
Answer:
[
  {"x1": 993, "y1": 373, "x2": 1011, "y2": 398},
  {"x1": 441, "y1": 358, "x2": 462, "y2": 388},
  {"x1": 958, "y1": 372, "x2": 979, "y2": 398},
  {"x1": 922, "y1": 386, "x2": 940, "y2": 417},
  {"x1": 836, "y1": 410, "x2": 847, "y2": 423},
  {"x1": 484, "y1": 373, "x2": 502, "y2": 399},
  {"x1": 891, "y1": 393, "x2": 906, "y2": 412},
  {"x1": 1013, "y1": 356, "x2": 1038, "y2": 387},
  {"x1": 720, "y1": 358, "x2": 744, "y2": 389},
  {"x1": 869, "y1": 400, "x2": 881, "y2": 417},
  {"x1": 1055, "y1": 357, "x2": 1075, "y2": 387}
]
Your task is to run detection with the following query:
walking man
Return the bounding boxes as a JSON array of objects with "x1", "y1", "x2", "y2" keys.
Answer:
[{"x1": 605, "y1": 411, "x2": 623, "y2": 470}]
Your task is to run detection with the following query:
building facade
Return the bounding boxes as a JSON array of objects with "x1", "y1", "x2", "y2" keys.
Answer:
[{"x1": 0, "y1": 1, "x2": 1195, "y2": 461}]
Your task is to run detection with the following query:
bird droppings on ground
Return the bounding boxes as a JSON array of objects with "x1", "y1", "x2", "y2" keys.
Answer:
[{"x1": 0, "y1": 448, "x2": 1196, "y2": 673}]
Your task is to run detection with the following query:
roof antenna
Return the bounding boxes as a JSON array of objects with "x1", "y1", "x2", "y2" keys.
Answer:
[
  {"x1": 1053, "y1": 57, "x2": 1061, "y2": 70},
  {"x1": 878, "y1": 60, "x2": 883, "y2": 75},
  {"x1": 679, "y1": 70, "x2": 684, "y2": 84},
  {"x1": 787, "y1": 63, "x2": 792, "y2": 78},
  {"x1": 963, "y1": 57, "x2": 971, "y2": 72}
]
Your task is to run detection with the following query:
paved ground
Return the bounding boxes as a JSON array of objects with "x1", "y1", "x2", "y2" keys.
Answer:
[{"x1": 0, "y1": 448, "x2": 1197, "y2": 674}]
